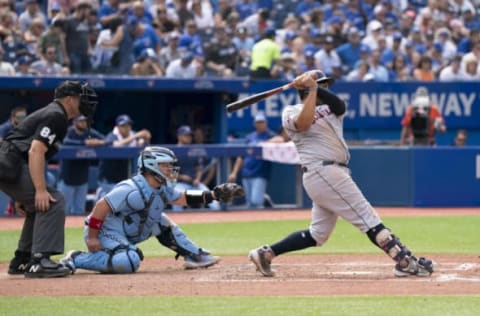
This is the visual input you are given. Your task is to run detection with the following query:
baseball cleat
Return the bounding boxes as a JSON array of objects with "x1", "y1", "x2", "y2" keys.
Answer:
[
  {"x1": 183, "y1": 251, "x2": 220, "y2": 269},
  {"x1": 60, "y1": 250, "x2": 82, "y2": 274},
  {"x1": 394, "y1": 256, "x2": 435, "y2": 277},
  {"x1": 24, "y1": 255, "x2": 71, "y2": 278},
  {"x1": 249, "y1": 245, "x2": 275, "y2": 277}
]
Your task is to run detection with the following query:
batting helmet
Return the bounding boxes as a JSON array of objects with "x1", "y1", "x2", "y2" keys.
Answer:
[
  {"x1": 138, "y1": 146, "x2": 180, "y2": 188},
  {"x1": 298, "y1": 70, "x2": 334, "y2": 99}
]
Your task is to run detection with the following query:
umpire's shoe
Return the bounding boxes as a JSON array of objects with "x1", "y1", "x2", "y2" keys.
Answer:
[
  {"x1": 394, "y1": 256, "x2": 435, "y2": 277},
  {"x1": 24, "y1": 253, "x2": 71, "y2": 278},
  {"x1": 249, "y1": 245, "x2": 275, "y2": 277},
  {"x1": 8, "y1": 251, "x2": 31, "y2": 275}
]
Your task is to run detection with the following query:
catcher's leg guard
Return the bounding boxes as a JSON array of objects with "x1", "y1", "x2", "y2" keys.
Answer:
[
  {"x1": 156, "y1": 214, "x2": 219, "y2": 268},
  {"x1": 72, "y1": 246, "x2": 142, "y2": 274},
  {"x1": 366, "y1": 223, "x2": 411, "y2": 263}
]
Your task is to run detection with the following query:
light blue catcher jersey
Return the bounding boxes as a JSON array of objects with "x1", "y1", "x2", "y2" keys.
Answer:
[{"x1": 102, "y1": 175, "x2": 181, "y2": 244}]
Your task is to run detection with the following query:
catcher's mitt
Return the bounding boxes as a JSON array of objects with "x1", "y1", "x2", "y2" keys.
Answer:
[{"x1": 213, "y1": 183, "x2": 245, "y2": 203}]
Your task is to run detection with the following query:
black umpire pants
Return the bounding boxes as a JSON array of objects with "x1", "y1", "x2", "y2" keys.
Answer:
[{"x1": 0, "y1": 161, "x2": 66, "y2": 255}]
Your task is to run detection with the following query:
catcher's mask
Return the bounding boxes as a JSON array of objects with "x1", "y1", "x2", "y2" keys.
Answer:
[
  {"x1": 54, "y1": 80, "x2": 98, "y2": 125},
  {"x1": 298, "y1": 70, "x2": 335, "y2": 100},
  {"x1": 138, "y1": 146, "x2": 180, "y2": 188}
]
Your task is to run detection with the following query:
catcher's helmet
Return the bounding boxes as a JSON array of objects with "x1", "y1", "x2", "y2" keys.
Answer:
[
  {"x1": 298, "y1": 70, "x2": 334, "y2": 99},
  {"x1": 138, "y1": 146, "x2": 180, "y2": 188},
  {"x1": 54, "y1": 80, "x2": 98, "y2": 124}
]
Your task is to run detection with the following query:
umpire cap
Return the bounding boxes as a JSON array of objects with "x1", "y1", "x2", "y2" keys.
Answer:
[{"x1": 54, "y1": 80, "x2": 98, "y2": 124}]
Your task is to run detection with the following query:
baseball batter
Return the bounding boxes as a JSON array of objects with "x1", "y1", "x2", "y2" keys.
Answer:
[{"x1": 249, "y1": 70, "x2": 435, "y2": 277}]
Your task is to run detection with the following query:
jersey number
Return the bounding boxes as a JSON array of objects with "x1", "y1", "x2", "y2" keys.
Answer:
[{"x1": 40, "y1": 127, "x2": 56, "y2": 145}]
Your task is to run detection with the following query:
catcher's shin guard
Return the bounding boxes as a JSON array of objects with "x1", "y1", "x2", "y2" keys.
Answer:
[
  {"x1": 156, "y1": 224, "x2": 202, "y2": 259},
  {"x1": 366, "y1": 223, "x2": 411, "y2": 263}
]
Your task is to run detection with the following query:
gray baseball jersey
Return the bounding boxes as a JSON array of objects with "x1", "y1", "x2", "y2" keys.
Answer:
[{"x1": 282, "y1": 103, "x2": 381, "y2": 243}]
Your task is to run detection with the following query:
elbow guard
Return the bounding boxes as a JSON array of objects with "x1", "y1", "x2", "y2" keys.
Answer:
[{"x1": 185, "y1": 190, "x2": 214, "y2": 206}]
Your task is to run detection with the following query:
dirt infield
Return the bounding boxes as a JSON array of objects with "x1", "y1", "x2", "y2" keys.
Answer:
[{"x1": 1, "y1": 207, "x2": 479, "y2": 296}]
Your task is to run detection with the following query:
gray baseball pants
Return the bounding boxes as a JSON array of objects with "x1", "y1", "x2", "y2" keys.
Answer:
[{"x1": 0, "y1": 162, "x2": 65, "y2": 255}]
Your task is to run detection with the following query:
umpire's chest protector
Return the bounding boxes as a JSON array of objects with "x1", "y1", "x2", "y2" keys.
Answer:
[{"x1": 119, "y1": 176, "x2": 165, "y2": 242}]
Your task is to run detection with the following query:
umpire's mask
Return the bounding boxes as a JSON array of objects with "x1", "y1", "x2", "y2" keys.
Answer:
[{"x1": 54, "y1": 80, "x2": 98, "y2": 126}]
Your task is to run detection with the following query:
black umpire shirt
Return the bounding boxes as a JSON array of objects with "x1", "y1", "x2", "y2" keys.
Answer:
[{"x1": 4, "y1": 101, "x2": 69, "y2": 161}]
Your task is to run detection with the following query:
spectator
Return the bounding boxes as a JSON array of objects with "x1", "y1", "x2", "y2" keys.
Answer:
[
  {"x1": 368, "y1": 48, "x2": 389, "y2": 82},
  {"x1": 91, "y1": 15, "x2": 123, "y2": 73},
  {"x1": 96, "y1": 114, "x2": 151, "y2": 200},
  {"x1": 238, "y1": 8, "x2": 273, "y2": 37},
  {"x1": 130, "y1": 48, "x2": 164, "y2": 76},
  {"x1": 434, "y1": 28, "x2": 457, "y2": 61},
  {"x1": 228, "y1": 112, "x2": 275, "y2": 208},
  {"x1": 461, "y1": 55, "x2": 480, "y2": 81},
  {"x1": 165, "y1": 50, "x2": 201, "y2": 78},
  {"x1": 439, "y1": 55, "x2": 464, "y2": 81},
  {"x1": 15, "y1": 55, "x2": 36, "y2": 76},
  {"x1": 388, "y1": 53, "x2": 412, "y2": 82},
  {"x1": 130, "y1": 1, "x2": 154, "y2": 26},
  {"x1": 400, "y1": 86, "x2": 446, "y2": 146},
  {"x1": 314, "y1": 35, "x2": 342, "y2": 80},
  {"x1": 457, "y1": 29, "x2": 480, "y2": 54},
  {"x1": 190, "y1": 0, "x2": 214, "y2": 30},
  {"x1": 98, "y1": 0, "x2": 130, "y2": 29},
  {"x1": 295, "y1": 0, "x2": 322, "y2": 23},
  {"x1": 59, "y1": 2, "x2": 93, "y2": 74},
  {"x1": 346, "y1": 61, "x2": 374, "y2": 81},
  {"x1": 413, "y1": 55, "x2": 435, "y2": 81},
  {"x1": 22, "y1": 17, "x2": 45, "y2": 57},
  {"x1": 58, "y1": 115, "x2": 105, "y2": 215},
  {"x1": 36, "y1": 18, "x2": 69, "y2": 66},
  {"x1": 31, "y1": 45, "x2": 70, "y2": 75},
  {"x1": 203, "y1": 26, "x2": 238, "y2": 77},
  {"x1": 298, "y1": 49, "x2": 316, "y2": 72},
  {"x1": 158, "y1": 32, "x2": 182, "y2": 70},
  {"x1": 149, "y1": 0, "x2": 178, "y2": 23},
  {"x1": 249, "y1": 27, "x2": 280, "y2": 79},
  {"x1": 232, "y1": 26, "x2": 254, "y2": 75},
  {"x1": 336, "y1": 27, "x2": 365, "y2": 75},
  {"x1": 268, "y1": 126, "x2": 291, "y2": 143},
  {"x1": 175, "y1": 0, "x2": 194, "y2": 29},
  {"x1": 461, "y1": 42, "x2": 480, "y2": 74},
  {"x1": 96, "y1": 18, "x2": 136, "y2": 75},
  {"x1": 18, "y1": 0, "x2": 47, "y2": 34},
  {"x1": 128, "y1": 16, "x2": 162, "y2": 61},
  {"x1": 452, "y1": 129, "x2": 467, "y2": 146},
  {"x1": 270, "y1": 53, "x2": 298, "y2": 81},
  {"x1": 171, "y1": 125, "x2": 220, "y2": 211},
  {"x1": 152, "y1": 3, "x2": 177, "y2": 38},
  {"x1": 0, "y1": 45, "x2": 15, "y2": 75}
]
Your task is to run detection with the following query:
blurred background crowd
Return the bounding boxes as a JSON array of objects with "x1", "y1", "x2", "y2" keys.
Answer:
[{"x1": 0, "y1": 0, "x2": 479, "y2": 81}]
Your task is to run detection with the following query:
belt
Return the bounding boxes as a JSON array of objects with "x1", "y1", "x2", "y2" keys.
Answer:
[{"x1": 302, "y1": 161, "x2": 348, "y2": 172}]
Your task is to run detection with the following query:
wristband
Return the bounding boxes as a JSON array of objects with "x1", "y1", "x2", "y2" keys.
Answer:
[{"x1": 88, "y1": 217, "x2": 104, "y2": 230}]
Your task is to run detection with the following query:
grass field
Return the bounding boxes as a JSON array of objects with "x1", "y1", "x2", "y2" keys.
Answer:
[{"x1": 1, "y1": 215, "x2": 479, "y2": 316}]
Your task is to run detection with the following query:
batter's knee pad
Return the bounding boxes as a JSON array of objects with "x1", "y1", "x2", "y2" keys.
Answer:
[
  {"x1": 108, "y1": 247, "x2": 142, "y2": 274},
  {"x1": 366, "y1": 223, "x2": 411, "y2": 263}
]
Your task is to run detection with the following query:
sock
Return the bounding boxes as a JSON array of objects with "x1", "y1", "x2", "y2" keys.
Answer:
[{"x1": 270, "y1": 230, "x2": 316, "y2": 256}]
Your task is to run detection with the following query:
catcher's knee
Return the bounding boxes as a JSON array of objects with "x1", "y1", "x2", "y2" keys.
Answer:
[
  {"x1": 109, "y1": 248, "x2": 142, "y2": 273},
  {"x1": 366, "y1": 223, "x2": 411, "y2": 262}
]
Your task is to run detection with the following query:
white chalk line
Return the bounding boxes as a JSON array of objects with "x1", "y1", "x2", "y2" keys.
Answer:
[{"x1": 195, "y1": 262, "x2": 480, "y2": 283}]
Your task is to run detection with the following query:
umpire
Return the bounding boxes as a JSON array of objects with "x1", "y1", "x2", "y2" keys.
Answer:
[{"x1": 0, "y1": 80, "x2": 98, "y2": 278}]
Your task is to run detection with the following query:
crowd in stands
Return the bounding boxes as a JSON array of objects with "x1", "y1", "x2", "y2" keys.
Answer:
[{"x1": 0, "y1": 0, "x2": 479, "y2": 81}]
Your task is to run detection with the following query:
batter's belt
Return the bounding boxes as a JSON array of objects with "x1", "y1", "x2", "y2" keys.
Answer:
[{"x1": 302, "y1": 161, "x2": 348, "y2": 172}]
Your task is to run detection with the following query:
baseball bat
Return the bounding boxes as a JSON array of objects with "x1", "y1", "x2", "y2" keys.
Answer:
[{"x1": 226, "y1": 82, "x2": 294, "y2": 113}]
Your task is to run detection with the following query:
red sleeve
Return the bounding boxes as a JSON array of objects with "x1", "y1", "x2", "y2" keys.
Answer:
[{"x1": 401, "y1": 106, "x2": 413, "y2": 127}]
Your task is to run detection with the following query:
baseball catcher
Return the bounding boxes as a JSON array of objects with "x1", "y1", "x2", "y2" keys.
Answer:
[{"x1": 61, "y1": 146, "x2": 244, "y2": 273}]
